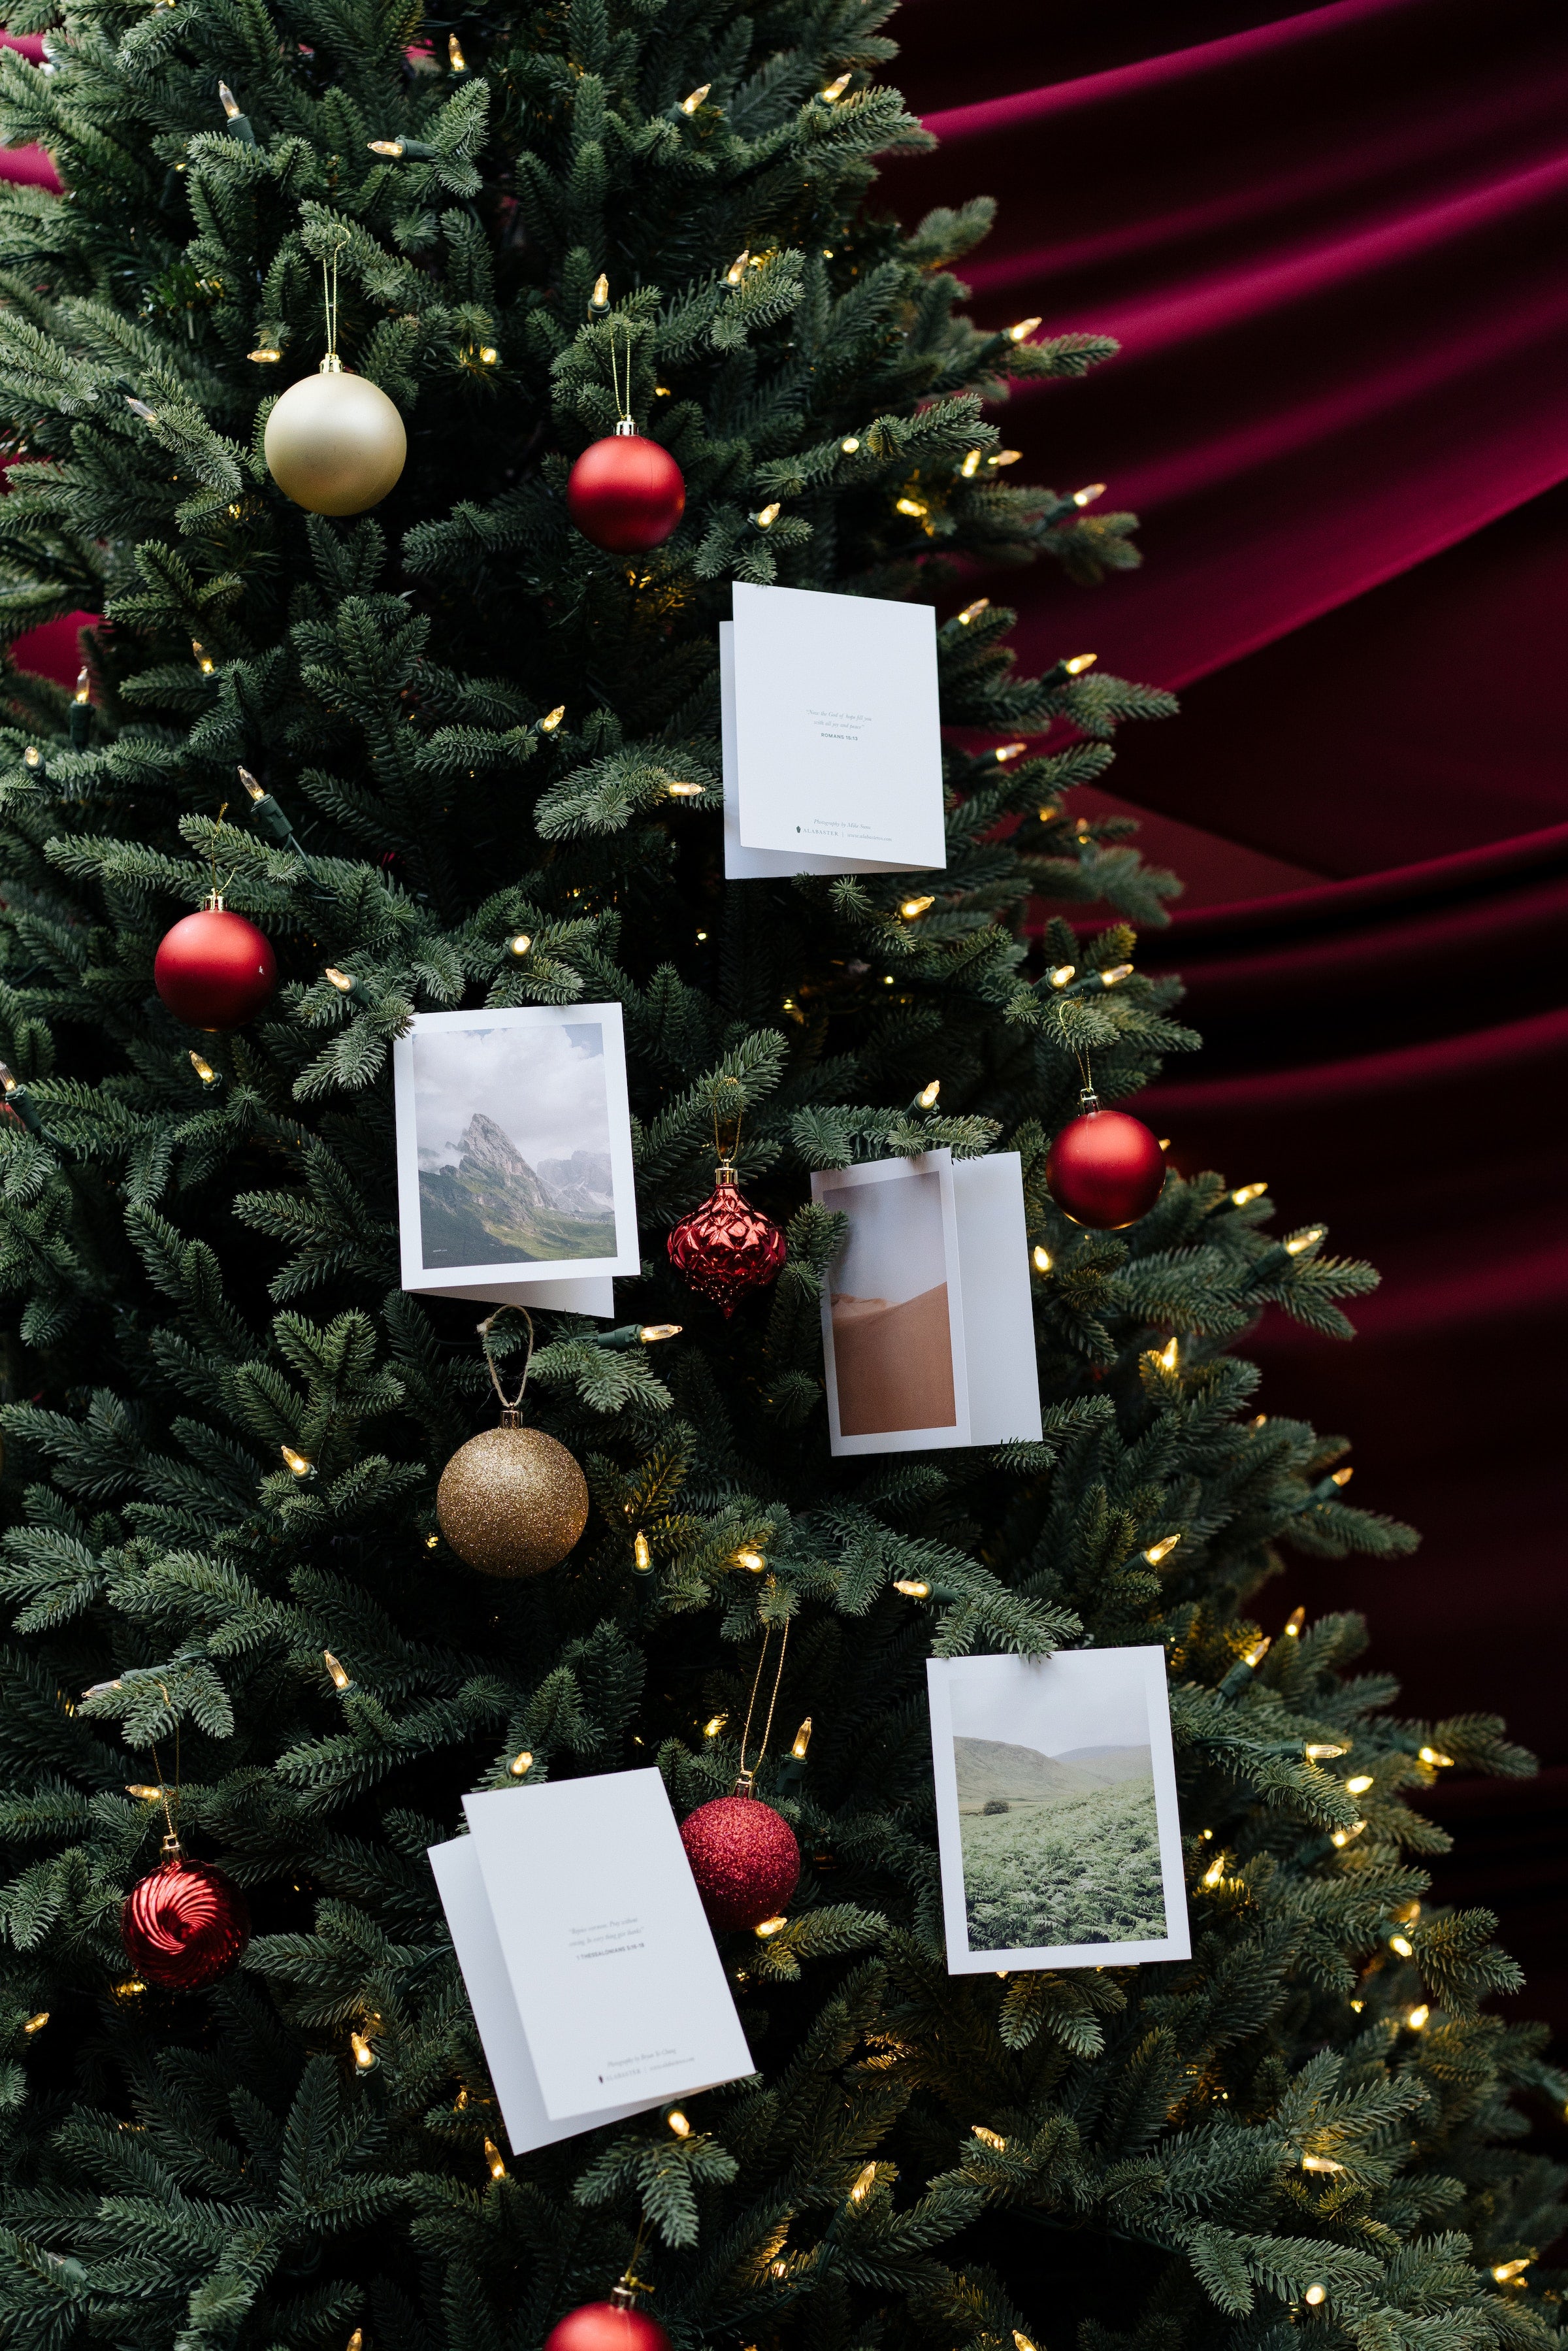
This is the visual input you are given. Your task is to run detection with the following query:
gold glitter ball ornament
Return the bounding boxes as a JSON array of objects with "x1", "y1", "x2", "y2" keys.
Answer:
[
  {"x1": 436, "y1": 1422, "x2": 589, "y2": 1578},
  {"x1": 264, "y1": 367, "x2": 406, "y2": 516}
]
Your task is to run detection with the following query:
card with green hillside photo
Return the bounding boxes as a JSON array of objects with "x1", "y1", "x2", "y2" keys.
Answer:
[
  {"x1": 926, "y1": 1647, "x2": 1190, "y2": 1973},
  {"x1": 393, "y1": 1004, "x2": 640, "y2": 1309}
]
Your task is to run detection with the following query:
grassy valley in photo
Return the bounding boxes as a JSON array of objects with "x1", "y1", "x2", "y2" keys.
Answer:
[{"x1": 955, "y1": 1735, "x2": 1166, "y2": 1951}]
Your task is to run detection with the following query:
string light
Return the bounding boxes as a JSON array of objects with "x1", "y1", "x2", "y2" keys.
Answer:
[
  {"x1": 971, "y1": 2125, "x2": 1007, "y2": 2150},
  {"x1": 1047, "y1": 964, "x2": 1075, "y2": 987},
  {"x1": 988, "y1": 449, "x2": 1022, "y2": 467},
  {"x1": 1242, "y1": 1635, "x2": 1271, "y2": 1668},
  {"x1": 1007, "y1": 316, "x2": 1042, "y2": 342},
  {"x1": 478, "y1": 346, "x2": 498, "y2": 365},
  {"x1": 509, "y1": 1750, "x2": 533, "y2": 1777},
  {"x1": 425, "y1": 1534, "x2": 439, "y2": 1549},
  {"x1": 666, "y1": 2109, "x2": 691, "y2": 2136},
  {"x1": 1345, "y1": 1773, "x2": 1374, "y2": 1795},
  {"x1": 349, "y1": 2030, "x2": 378, "y2": 2072},
  {"x1": 192, "y1": 640, "x2": 214, "y2": 674},
  {"x1": 633, "y1": 1532, "x2": 652, "y2": 1574},
  {"x1": 1389, "y1": 1933, "x2": 1413, "y2": 1957},
  {"x1": 1405, "y1": 2003, "x2": 1429, "y2": 2030},
  {"x1": 753, "y1": 502, "x2": 781, "y2": 528},
  {"x1": 754, "y1": 1915, "x2": 787, "y2": 1937},
  {"x1": 1304, "y1": 2285, "x2": 1326, "y2": 2307},
  {"x1": 702, "y1": 1713, "x2": 727, "y2": 1738},
  {"x1": 1419, "y1": 1745, "x2": 1456, "y2": 1768},
  {"x1": 1283, "y1": 1605, "x2": 1306, "y2": 1636},
  {"x1": 849, "y1": 2162, "x2": 877, "y2": 2200},
  {"x1": 73, "y1": 667, "x2": 89, "y2": 706},
  {"x1": 1493, "y1": 2260, "x2": 1531, "y2": 2283},
  {"x1": 248, "y1": 347, "x2": 282, "y2": 362},
  {"x1": 791, "y1": 1718, "x2": 812, "y2": 1759},
  {"x1": 1286, "y1": 1225, "x2": 1326, "y2": 1254},
  {"x1": 961, "y1": 449, "x2": 982, "y2": 477},
  {"x1": 679, "y1": 82, "x2": 710, "y2": 112},
  {"x1": 1330, "y1": 1821, "x2": 1365, "y2": 1847},
  {"x1": 280, "y1": 1445, "x2": 314, "y2": 1478},
  {"x1": 1073, "y1": 483, "x2": 1107, "y2": 507},
  {"x1": 1100, "y1": 963, "x2": 1135, "y2": 987},
  {"x1": 916, "y1": 1080, "x2": 940, "y2": 1108},
  {"x1": 347, "y1": 2333, "x2": 364, "y2": 2351},
  {"x1": 725, "y1": 250, "x2": 750, "y2": 284},
  {"x1": 1013, "y1": 2335, "x2": 1039, "y2": 2351},
  {"x1": 324, "y1": 967, "x2": 355, "y2": 995},
  {"x1": 216, "y1": 80, "x2": 242, "y2": 118},
  {"x1": 1063, "y1": 652, "x2": 1097, "y2": 675},
  {"x1": 125, "y1": 396, "x2": 158, "y2": 423},
  {"x1": 323, "y1": 1651, "x2": 351, "y2": 1690},
  {"x1": 1201, "y1": 1852, "x2": 1226, "y2": 1889},
  {"x1": 188, "y1": 1051, "x2": 217, "y2": 1084},
  {"x1": 125, "y1": 1784, "x2": 163, "y2": 1801},
  {"x1": 21, "y1": 2012, "x2": 47, "y2": 2034},
  {"x1": 640, "y1": 1323, "x2": 681, "y2": 1341},
  {"x1": 1231, "y1": 1181, "x2": 1267, "y2": 1205},
  {"x1": 536, "y1": 705, "x2": 566, "y2": 734},
  {"x1": 1143, "y1": 1535, "x2": 1181, "y2": 1565},
  {"x1": 1032, "y1": 1245, "x2": 1052, "y2": 1274},
  {"x1": 1157, "y1": 1337, "x2": 1179, "y2": 1372},
  {"x1": 900, "y1": 893, "x2": 936, "y2": 918},
  {"x1": 484, "y1": 2138, "x2": 506, "y2": 2178},
  {"x1": 448, "y1": 33, "x2": 467, "y2": 69},
  {"x1": 368, "y1": 138, "x2": 406, "y2": 157},
  {"x1": 957, "y1": 597, "x2": 990, "y2": 624},
  {"x1": 992, "y1": 740, "x2": 1027, "y2": 763},
  {"x1": 840, "y1": 435, "x2": 860, "y2": 453},
  {"x1": 22, "y1": 747, "x2": 40, "y2": 768},
  {"x1": 665, "y1": 780, "x2": 705, "y2": 798},
  {"x1": 734, "y1": 1547, "x2": 765, "y2": 1573},
  {"x1": 1305, "y1": 1741, "x2": 1350, "y2": 1761},
  {"x1": 819, "y1": 72, "x2": 851, "y2": 100},
  {"x1": 1330, "y1": 1466, "x2": 1354, "y2": 1487},
  {"x1": 894, "y1": 496, "x2": 927, "y2": 518},
  {"x1": 1301, "y1": 2153, "x2": 1343, "y2": 2174},
  {"x1": 893, "y1": 1578, "x2": 930, "y2": 1598}
]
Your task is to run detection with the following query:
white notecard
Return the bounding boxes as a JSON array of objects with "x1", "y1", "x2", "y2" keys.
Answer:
[
  {"x1": 728, "y1": 583, "x2": 946, "y2": 871},
  {"x1": 720, "y1": 625, "x2": 915, "y2": 879},
  {"x1": 811, "y1": 1151, "x2": 1041, "y2": 1455},
  {"x1": 457, "y1": 1771, "x2": 753, "y2": 2124}
]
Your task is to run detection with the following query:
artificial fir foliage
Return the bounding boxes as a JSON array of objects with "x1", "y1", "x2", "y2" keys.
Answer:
[{"x1": 0, "y1": 3, "x2": 1558, "y2": 2346}]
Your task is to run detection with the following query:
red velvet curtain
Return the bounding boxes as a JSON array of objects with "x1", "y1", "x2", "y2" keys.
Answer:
[
  {"x1": 5, "y1": 2, "x2": 1567, "y2": 2012},
  {"x1": 883, "y1": 1, "x2": 1568, "y2": 2026}
]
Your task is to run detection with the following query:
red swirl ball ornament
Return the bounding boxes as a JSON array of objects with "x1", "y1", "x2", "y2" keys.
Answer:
[
  {"x1": 546, "y1": 2301, "x2": 670, "y2": 2351},
  {"x1": 1045, "y1": 1100, "x2": 1166, "y2": 1231},
  {"x1": 154, "y1": 898, "x2": 276, "y2": 1030},
  {"x1": 567, "y1": 427, "x2": 685, "y2": 553},
  {"x1": 680, "y1": 1794, "x2": 800, "y2": 1933},
  {"x1": 668, "y1": 1165, "x2": 786, "y2": 1317},
  {"x1": 122, "y1": 1847, "x2": 250, "y2": 1992}
]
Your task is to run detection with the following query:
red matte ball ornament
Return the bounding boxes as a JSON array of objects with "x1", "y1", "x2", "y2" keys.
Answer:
[
  {"x1": 545, "y1": 2295, "x2": 670, "y2": 2351},
  {"x1": 668, "y1": 1160, "x2": 786, "y2": 1317},
  {"x1": 681, "y1": 1792, "x2": 800, "y2": 1933},
  {"x1": 122, "y1": 1838, "x2": 250, "y2": 1992},
  {"x1": 1045, "y1": 1093, "x2": 1166, "y2": 1230},
  {"x1": 567, "y1": 424, "x2": 685, "y2": 553},
  {"x1": 154, "y1": 896, "x2": 276, "y2": 1030}
]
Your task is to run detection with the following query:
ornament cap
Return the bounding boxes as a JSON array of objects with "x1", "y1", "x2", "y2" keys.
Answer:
[
  {"x1": 203, "y1": 887, "x2": 226, "y2": 913},
  {"x1": 613, "y1": 416, "x2": 636, "y2": 436},
  {"x1": 498, "y1": 1405, "x2": 521, "y2": 1429},
  {"x1": 159, "y1": 1832, "x2": 184, "y2": 1861},
  {"x1": 319, "y1": 352, "x2": 344, "y2": 374},
  {"x1": 1078, "y1": 1085, "x2": 1100, "y2": 1115},
  {"x1": 714, "y1": 1159, "x2": 738, "y2": 1187}
]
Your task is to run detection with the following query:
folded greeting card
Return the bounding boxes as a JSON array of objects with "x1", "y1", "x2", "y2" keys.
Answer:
[
  {"x1": 926, "y1": 1647, "x2": 1191, "y2": 1975},
  {"x1": 429, "y1": 1769, "x2": 753, "y2": 2152},
  {"x1": 810, "y1": 1151, "x2": 1042, "y2": 1455},
  {"x1": 393, "y1": 1003, "x2": 640, "y2": 1317},
  {"x1": 723, "y1": 582, "x2": 946, "y2": 878}
]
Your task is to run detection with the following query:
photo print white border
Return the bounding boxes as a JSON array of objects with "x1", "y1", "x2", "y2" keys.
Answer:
[
  {"x1": 811, "y1": 1150, "x2": 972, "y2": 1455},
  {"x1": 393, "y1": 1002, "x2": 640, "y2": 1298},
  {"x1": 926, "y1": 1647, "x2": 1191, "y2": 1974}
]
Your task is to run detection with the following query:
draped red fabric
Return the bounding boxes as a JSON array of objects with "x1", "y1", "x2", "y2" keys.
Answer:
[{"x1": 885, "y1": 1, "x2": 1568, "y2": 2029}]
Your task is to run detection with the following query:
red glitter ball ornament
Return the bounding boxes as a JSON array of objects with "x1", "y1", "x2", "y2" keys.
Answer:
[
  {"x1": 668, "y1": 1164, "x2": 786, "y2": 1317},
  {"x1": 545, "y1": 2299, "x2": 670, "y2": 2351},
  {"x1": 121, "y1": 1842, "x2": 250, "y2": 1991},
  {"x1": 680, "y1": 1793, "x2": 800, "y2": 1933},
  {"x1": 567, "y1": 427, "x2": 685, "y2": 552},
  {"x1": 1045, "y1": 1095, "x2": 1166, "y2": 1230},
  {"x1": 154, "y1": 898, "x2": 276, "y2": 1030}
]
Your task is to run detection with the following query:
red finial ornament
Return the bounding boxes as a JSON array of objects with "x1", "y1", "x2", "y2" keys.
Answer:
[
  {"x1": 546, "y1": 2278, "x2": 670, "y2": 2351},
  {"x1": 1045, "y1": 1089, "x2": 1166, "y2": 1230},
  {"x1": 667, "y1": 1157, "x2": 785, "y2": 1317},
  {"x1": 121, "y1": 1836, "x2": 250, "y2": 1991}
]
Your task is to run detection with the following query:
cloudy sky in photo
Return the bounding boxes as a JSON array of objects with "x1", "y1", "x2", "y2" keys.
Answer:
[
  {"x1": 413, "y1": 1021, "x2": 609, "y2": 1172},
  {"x1": 830, "y1": 1167, "x2": 947, "y2": 1304},
  {"x1": 946, "y1": 1652, "x2": 1152, "y2": 1758}
]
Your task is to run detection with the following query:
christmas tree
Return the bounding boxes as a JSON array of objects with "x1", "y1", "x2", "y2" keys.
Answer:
[{"x1": 0, "y1": 3, "x2": 1560, "y2": 2346}]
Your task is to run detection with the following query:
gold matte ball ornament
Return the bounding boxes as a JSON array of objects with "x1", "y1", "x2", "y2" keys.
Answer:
[
  {"x1": 435, "y1": 1306, "x2": 590, "y2": 1577},
  {"x1": 264, "y1": 361, "x2": 406, "y2": 516}
]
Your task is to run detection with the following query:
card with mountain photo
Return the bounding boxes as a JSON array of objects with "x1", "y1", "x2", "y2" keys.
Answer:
[
  {"x1": 926, "y1": 1647, "x2": 1190, "y2": 1973},
  {"x1": 393, "y1": 1004, "x2": 640, "y2": 1308}
]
